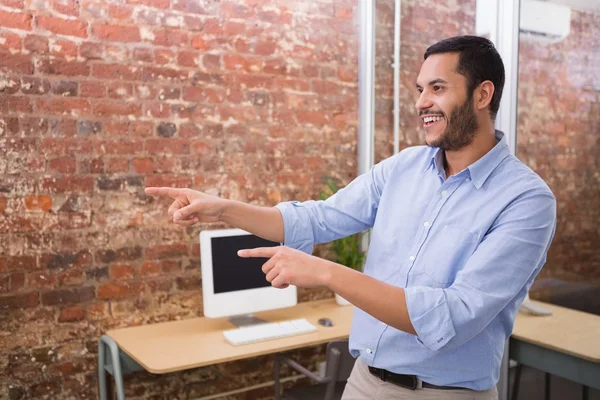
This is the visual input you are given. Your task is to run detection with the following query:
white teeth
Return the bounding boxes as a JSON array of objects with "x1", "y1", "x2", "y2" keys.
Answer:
[{"x1": 423, "y1": 116, "x2": 442, "y2": 123}]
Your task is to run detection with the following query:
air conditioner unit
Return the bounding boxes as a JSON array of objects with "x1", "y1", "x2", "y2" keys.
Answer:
[{"x1": 476, "y1": 0, "x2": 571, "y2": 43}]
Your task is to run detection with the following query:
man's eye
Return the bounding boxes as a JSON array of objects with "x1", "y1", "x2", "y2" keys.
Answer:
[
  {"x1": 417, "y1": 88, "x2": 423, "y2": 93},
  {"x1": 433, "y1": 85, "x2": 442, "y2": 91}
]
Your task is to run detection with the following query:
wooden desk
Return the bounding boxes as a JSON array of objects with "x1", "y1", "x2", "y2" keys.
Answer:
[
  {"x1": 500, "y1": 301, "x2": 600, "y2": 400},
  {"x1": 98, "y1": 299, "x2": 353, "y2": 399}
]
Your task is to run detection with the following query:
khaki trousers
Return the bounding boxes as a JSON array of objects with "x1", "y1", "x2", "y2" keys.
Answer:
[{"x1": 342, "y1": 359, "x2": 498, "y2": 400}]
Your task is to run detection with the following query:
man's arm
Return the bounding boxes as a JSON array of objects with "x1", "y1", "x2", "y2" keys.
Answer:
[
  {"x1": 144, "y1": 187, "x2": 285, "y2": 243},
  {"x1": 221, "y1": 201, "x2": 285, "y2": 243}
]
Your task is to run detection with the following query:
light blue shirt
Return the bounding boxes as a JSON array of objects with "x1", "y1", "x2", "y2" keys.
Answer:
[{"x1": 275, "y1": 131, "x2": 556, "y2": 391}]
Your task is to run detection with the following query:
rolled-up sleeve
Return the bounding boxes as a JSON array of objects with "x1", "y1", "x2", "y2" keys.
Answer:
[
  {"x1": 274, "y1": 153, "x2": 401, "y2": 254},
  {"x1": 405, "y1": 189, "x2": 557, "y2": 351}
]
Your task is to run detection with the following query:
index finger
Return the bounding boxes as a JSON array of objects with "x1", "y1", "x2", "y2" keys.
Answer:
[
  {"x1": 238, "y1": 247, "x2": 280, "y2": 258},
  {"x1": 145, "y1": 187, "x2": 184, "y2": 199}
]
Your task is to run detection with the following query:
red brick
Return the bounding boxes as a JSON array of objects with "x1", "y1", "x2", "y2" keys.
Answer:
[
  {"x1": 145, "y1": 174, "x2": 192, "y2": 188},
  {"x1": 80, "y1": 42, "x2": 103, "y2": 59},
  {"x1": 109, "y1": 5, "x2": 133, "y2": 20},
  {"x1": 223, "y1": 54, "x2": 262, "y2": 72},
  {"x1": 0, "y1": 0, "x2": 24, "y2": 8},
  {"x1": 24, "y1": 195, "x2": 52, "y2": 212},
  {"x1": 78, "y1": 158, "x2": 104, "y2": 174},
  {"x1": 80, "y1": 81, "x2": 105, "y2": 98},
  {"x1": 0, "y1": 32, "x2": 21, "y2": 50},
  {"x1": 160, "y1": 260, "x2": 181, "y2": 274},
  {"x1": 27, "y1": 272, "x2": 56, "y2": 290},
  {"x1": 56, "y1": 269, "x2": 85, "y2": 286},
  {"x1": 144, "y1": 102, "x2": 170, "y2": 118},
  {"x1": 220, "y1": 1, "x2": 253, "y2": 19},
  {"x1": 145, "y1": 139, "x2": 189, "y2": 154},
  {"x1": 139, "y1": 261, "x2": 160, "y2": 277},
  {"x1": 58, "y1": 305, "x2": 85, "y2": 322},
  {"x1": 130, "y1": 121, "x2": 154, "y2": 137},
  {"x1": 41, "y1": 176, "x2": 94, "y2": 193},
  {"x1": 41, "y1": 138, "x2": 93, "y2": 155},
  {"x1": 10, "y1": 272, "x2": 25, "y2": 290},
  {"x1": 224, "y1": 21, "x2": 245, "y2": 35},
  {"x1": 132, "y1": 157, "x2": 154, "y2": 173},
  {"x1": 50, "y1": 0, "x2": 79, "y2": 17},
  {"x1": 0, "y1": 196, "x2": 6, "y2": 214},
  {"x1": 50, "y1": 39, "x2": 78, "y2": 57},
  {"x1": 145, "y1": 244, "x2": 189, "y2": 259},
  {"x1": 95, "y1": 139, "x2": 142, "y2": 155},
  {"x1": 0, "y1": 96, "x2": 32, "y2": 113},
  {"x1": 92, "y1": 23, "x2": 140, "y2": 42},
  {"x1": 134, "y1": 47, "x2": 153, "y2": 62},
  {"x1": 107, "y1": 82, "x2": 133, "y2": 99},
  {"x1": 126, "y1": 0, "x2": 169, "y2": 8},
  {"x1": 0, "y1": 255, "x2": 37, "y2": 273},
  {"x1": 142, "y1": 66, "x2": 189, "y2": 81},
  {"x1": 97, "y1": 281, "x2": 144, "y2": 300},
  {"x1": 103, "y1": 120, "x2": 128, "y2": 136},
  {"x1": 92, "y1": 101, "x2": 141, "y2": 117},
  {"x1": 172, "y1": 0, "x2": 207, "y2": 14},
  {"x1": 0, "y1": 51, "x2": 33, "y2": 74},
  {"x1": 191, "y1": 34, "x2": 206, "y2": 50},
  {"x1": 48, "y1": 157, "x2": 77, "y2": 173},
  {"x1": 177, "y1": 50, "x2": 201, "y2": 67},
  {"x1": 0, "y1": 10, "x2": 32, "y2": 30},
  {"x1": 92, "y1": 63, "x2": 140, "y2": 80},
  {"x1": 109, "y1": 264, "x2": 134, "y2": 280},
  {"x1": 274, "y1": 78, "x2": 310, "y2": 91},
  {"x1": 23, "y1": 35, "x2": 48, "y2": 53},
  {"x1": 155, "y1": 49, "x2": 176, "y2": 64},
  {"x1": 38, "y1": 59, "x2": 89, "y2": 76},
  {"x1": 37, "y1": 98, "x2": 90, "y2": 115},
  {"x1": 41, "y1": 287, "x2": 95, "y2": 306},
  {"x1": 151, "y1": 28, "x2": 188, "y2": 47},
  {"x1": 36, "y1": 16, "x2": 87, "y2": 38},
  {"x1": 0, "y1": 291, "x2": 38, "y2": 309},
  {"x1": 96, "y1": 246, "x2": 142, "y2": 263},
  {"x1": 106, "y1": 157, "x2": 129, "y2": 173},
  {"x1": 296, "y1": 110, "x2": 329, "y2": 125},
  {"x1": 21, "y1": 76, "x2": 50, "y2": 95},
  {"x1": 253, "y1": 39, "x2": 277, "y2": 56}
]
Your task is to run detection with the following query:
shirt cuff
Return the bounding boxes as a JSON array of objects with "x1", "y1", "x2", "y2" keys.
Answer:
[
  {"x1": 274, "y1": 201, "x2": 314, "y2": 254},
  {"x1": 405, "y1": 286, "x2": 456, "y2": 351}
]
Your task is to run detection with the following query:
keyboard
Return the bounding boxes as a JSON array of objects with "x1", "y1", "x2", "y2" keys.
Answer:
[{"x1": 223, "y1": 318, "x2": 318, "y2": 346}]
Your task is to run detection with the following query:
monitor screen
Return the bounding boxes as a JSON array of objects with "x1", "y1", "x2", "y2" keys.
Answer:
[{"x1": 211, "y1": 235, "x2": 279, "y2": 294}]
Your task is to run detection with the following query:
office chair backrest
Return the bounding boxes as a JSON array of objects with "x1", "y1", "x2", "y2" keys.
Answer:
[{"x1": 324, "y1": 340, "x2": 355, "y2": 382}]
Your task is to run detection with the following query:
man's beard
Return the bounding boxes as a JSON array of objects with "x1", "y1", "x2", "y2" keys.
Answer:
[{"x1": 428, "y1": 96, "x2": 479, "y2": 151}]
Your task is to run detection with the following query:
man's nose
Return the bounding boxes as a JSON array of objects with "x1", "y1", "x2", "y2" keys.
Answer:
[{"x1": 415, "y1": 92, "x2": 433, "y2": 112}]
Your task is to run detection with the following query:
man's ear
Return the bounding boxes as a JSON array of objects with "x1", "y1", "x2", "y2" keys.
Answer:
[{"x1": 475, "y1": 80, "x2": 495, "y2": 111}]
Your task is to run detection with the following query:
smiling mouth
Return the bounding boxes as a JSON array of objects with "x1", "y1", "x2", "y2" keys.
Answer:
[{"x1": 422, "y1": 115, "x2": 444, "y2": 128}]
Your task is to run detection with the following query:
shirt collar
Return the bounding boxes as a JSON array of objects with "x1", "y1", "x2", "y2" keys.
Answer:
[{"x1": 425, "y1": 130, "x2": 511, "y2": 189}]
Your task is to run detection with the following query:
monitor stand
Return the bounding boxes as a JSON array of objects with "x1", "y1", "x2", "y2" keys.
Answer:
[{"x1": 228, "y1": 314, "x2": 268, "y2": 328}]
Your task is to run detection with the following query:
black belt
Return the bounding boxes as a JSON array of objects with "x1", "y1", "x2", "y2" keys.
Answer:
[{"x1": 368, "y1": 366, "x2": 469, "y2": 391}]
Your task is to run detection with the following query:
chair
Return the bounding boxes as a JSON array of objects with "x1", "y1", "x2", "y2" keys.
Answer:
[{"x1": 274, "y1": 340, "x2": 356, "y2": 400}]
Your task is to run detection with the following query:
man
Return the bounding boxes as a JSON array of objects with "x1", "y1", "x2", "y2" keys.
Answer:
[{"x1": 146, "y1": 36, "x2": 556, "y2": 400}]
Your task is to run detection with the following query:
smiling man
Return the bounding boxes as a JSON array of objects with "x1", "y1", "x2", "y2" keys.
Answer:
[{"x1": 146, "y1": 36, "x2": 556, "y2": 400}]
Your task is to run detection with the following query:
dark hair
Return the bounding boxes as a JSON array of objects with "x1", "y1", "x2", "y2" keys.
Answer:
[{"x1": 424, "y1": 36, "x2": 505, "y2": 120}]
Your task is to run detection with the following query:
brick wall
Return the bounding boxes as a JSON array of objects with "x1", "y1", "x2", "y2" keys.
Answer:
[
  {"x1": 3, "y1": 0, "x2": 595, "y2": 398},
  {"x1": 0, "y1": 0, "x2": 360, "y2": 398},
  {"x1": 517, "y1": 8, "x2": 600, "y2": 285}
]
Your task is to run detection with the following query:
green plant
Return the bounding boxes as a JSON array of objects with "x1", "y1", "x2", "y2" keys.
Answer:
[{"x1": 319, "y1": 178, "x2": 366, "y2": 272}]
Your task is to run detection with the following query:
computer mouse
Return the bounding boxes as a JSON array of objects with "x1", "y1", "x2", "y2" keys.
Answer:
[{"x1": 318, "y1": 318, "x2": 334, "y2": 327}]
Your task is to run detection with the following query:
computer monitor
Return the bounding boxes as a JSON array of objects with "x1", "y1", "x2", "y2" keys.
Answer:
[{"x1": 199, "y1": 228, "x2": 297, "y2": 325}]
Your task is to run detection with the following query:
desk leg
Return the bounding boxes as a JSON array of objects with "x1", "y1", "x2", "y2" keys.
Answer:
[
  {"x1": 583, "y1": 386, "x2": 589, "y2": 400},
  {"x1": 544, "y1": 373, "x2": 550, "y2": 400},
  {"x1": 98, "y1": 335, "x2": 127, "y2": 400},
  {"x1": 498, "y1": 339, "x2": 510, "y2": 400}
]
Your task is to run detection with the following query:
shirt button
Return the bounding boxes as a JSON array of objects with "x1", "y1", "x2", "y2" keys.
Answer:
[
  {"x1": 409, "y1": 256, "x2": 415, "y2": 261},
  {"x1": 366, "y1": 348, "x2": 372, "y2": 354},
  {"x1": 466, "y1": 178, "x2": 471, "y2": 182},
  {"x1": 424, "y1": 221, "x2": 430, "y2": 228},
  {"x1": 441, "y1": 190, "x2": 447, "y2": 197}
]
